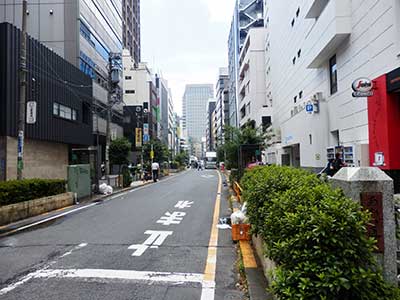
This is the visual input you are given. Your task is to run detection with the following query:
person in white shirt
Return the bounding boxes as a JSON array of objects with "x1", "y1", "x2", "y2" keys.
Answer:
[{"x1": 151, "y1": 162, "x2": 160, "y2": 182}]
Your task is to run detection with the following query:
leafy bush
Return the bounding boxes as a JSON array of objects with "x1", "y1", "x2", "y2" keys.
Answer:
[
  {"x1": 170, "y1": 161, "x2": 180, "y2": 169},
  {"x1": 241, "y1": 166, "x2": 399, "y2": 300},
  {"x1": 0, "y1": 179, "x2": 66, "y2": 206}
]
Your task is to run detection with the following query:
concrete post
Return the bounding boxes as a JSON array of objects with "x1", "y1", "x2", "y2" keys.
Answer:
[{"x1": 330, "y1": 167, "x2": 397, "y2": 284}]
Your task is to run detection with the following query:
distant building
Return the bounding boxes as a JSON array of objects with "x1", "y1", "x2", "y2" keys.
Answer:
[
  {"x1": 238, "y1": 27, "x2": 271, "y2": 129},
  {"x1": 0, "y1": 23, "x2": 93, "y2": 180},
  {"x1": 215, "y1": 68, "x2": 230, "y2": 146},
  {"x1": 122, "y1": 0, "x2": 141, "y2": 64},
  {"x1": 182, "y1": 84, "x2": 214, "y2": 157},
  {"x1": 228, "y1": 0, "x2": 264, "y2": 128},
  {"x1": 206, "y1": 100, "x2": 217, "y2": 151},
  {"x1": 122, "y1": 50, "x2": 158, "y2": 158}
]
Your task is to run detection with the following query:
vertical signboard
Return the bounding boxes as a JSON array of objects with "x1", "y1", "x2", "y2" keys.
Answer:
[
  {"x1": 143, "y1": 123, "x2": 150, "y2": 144},
  {"x1": 26, "y1": 101, "x2": 37, "y2": 124},
  {"x1": 135, "y1": 128, "x2": 142, "y2": 148}
]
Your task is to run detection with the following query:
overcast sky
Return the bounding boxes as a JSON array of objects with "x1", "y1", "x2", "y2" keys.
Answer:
[{"x1": 141, "y1": 0, "x2": 235, "y2": 115}]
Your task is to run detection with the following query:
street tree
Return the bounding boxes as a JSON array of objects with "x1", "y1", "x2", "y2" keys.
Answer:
[
  {"x1": 216, "y1": 121, "x2": 270, "y2": 170},
  {"x1": 143, "y1": 139, "x2": 170, "y2": 165},
  {"x1": 109, "y1": 138, "x2": 131, "y2": 177}
]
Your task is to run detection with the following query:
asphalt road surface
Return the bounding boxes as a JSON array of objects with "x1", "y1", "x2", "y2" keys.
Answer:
[{"x1": 0, "y1": 170, "x2": 244, "y2": 300}]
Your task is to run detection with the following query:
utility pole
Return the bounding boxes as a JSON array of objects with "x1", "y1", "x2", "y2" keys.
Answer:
[
  {"x1": 105, "y1": 55, "x2": 112, "y2": 183},
  {"x1": 17, "y1": 0, "x2": 28, "y2": 180},
  {"x1": 105, "y1": 53, "x2": 121, "y2": 183}
]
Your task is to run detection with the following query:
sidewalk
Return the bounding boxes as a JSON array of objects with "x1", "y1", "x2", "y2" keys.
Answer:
[{"x1": 0, "y1": 175, "x2": 172, "y2": 237}]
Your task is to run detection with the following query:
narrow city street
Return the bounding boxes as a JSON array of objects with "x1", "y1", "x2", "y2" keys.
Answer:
[{"x1": 0, "y1": 170, "x2": 243, "y2": 300}]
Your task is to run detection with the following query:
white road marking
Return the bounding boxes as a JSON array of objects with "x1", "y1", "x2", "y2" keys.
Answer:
[
  {"x1": 0, "y1": 269, "x2": 205, "y2": 296},
  {"x1": 0, "y1": 242, "x2": 89, "y2": 296},
  {"x1": 156, "y1": 212, "x2": 186, "y2": 226},
  {"x1": 174, "y1": 201, "x2": 194, "y2": 209},
  {"x1": 34, "y1": 269, "x2": 204, "y2": 285},
  {"x1": 201, "y1": 175, "x2": 215, "y2": 179},
  {"x1": 128, "y1": 231, "x2": 173, "y2": 256},
  {"x1": 9, "y1": 204, "x2": 97, "y2": 234}
]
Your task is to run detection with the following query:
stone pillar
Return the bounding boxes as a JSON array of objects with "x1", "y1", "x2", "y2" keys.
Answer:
[{"x1": 330, "y1": 167, "x2": 397, "y2": 284}]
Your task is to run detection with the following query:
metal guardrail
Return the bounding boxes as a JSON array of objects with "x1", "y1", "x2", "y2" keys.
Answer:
[{"x1": 233, "y1": 181, "x2": 243, "y2": 202}]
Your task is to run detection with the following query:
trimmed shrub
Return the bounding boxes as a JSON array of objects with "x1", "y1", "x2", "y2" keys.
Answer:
[
  {"x1": 0, "y1": 179, "x2": 66, "y2": 206},
  {"x1": 241, "y1": 166, "x2": 399, "y2": 300}
]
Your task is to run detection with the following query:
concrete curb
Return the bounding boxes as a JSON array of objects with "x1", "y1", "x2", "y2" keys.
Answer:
[
  {"x1": 225, "y1": 175, "x2": 272, "y2": 300},
  {"x1": 0, "y1": 171, "x2": 187, "y2": 237}
]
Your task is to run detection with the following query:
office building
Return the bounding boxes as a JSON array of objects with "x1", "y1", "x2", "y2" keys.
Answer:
[
  {"x1": 1, "y1": 0, "x2": 125, "y2": 165},
  {"x1": 228, "y1": 0, "x2": 264, "y2": 128},
  {"x1": 122, "y1": 0, "x2": 141, "y2": 64},
  {"x1": 264, "y1": 0, "x2": 400, "y2": 189},
  {"x1": 238, "y1": 27, "x2": 271, "y2": 129},
  {"x1": 215, "y1": 68, "x2": 230, "y2": 146},
  {"x1": 182, "y1": 84, "x2": 214, "y2": 157},
  {"x1": 122, "y1": 50, "x2": 158, "y2": 152},
  {"x1": 206, "y1": 100, "x2": 217, "y2": 151},
  {"x1": 0, "y1": 23, "x2": 92, "y2": 180}
]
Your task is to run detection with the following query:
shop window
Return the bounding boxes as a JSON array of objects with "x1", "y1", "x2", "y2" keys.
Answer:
[{"x1": 329, "y1": 55, "x2": 338, "y2": 94}]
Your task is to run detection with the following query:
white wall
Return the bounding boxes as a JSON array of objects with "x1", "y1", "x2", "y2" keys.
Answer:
[
  {"x1": 238, "y1": 27, "x2": 270, "y2": 128},
  {"x1": 267, "y1": 0, "x2": 400, "y2": 169}
]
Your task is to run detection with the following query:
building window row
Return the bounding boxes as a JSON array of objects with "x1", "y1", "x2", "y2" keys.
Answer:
[
  {"x1": 291, "y1": 6, "x2": 301, "y2": 27},
  {"x1": 53, "y1": 103, "x2": 77, "y2": 121}
]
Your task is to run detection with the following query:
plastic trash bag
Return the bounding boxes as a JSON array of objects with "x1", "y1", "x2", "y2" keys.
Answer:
[{"x1": 231, "y1": 210, "x2": 246, "y2": 225}]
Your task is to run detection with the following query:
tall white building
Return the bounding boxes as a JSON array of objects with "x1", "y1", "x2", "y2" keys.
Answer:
[
  {"x1": 238, "y1": 27, "x2": 271, "y2": 129},
  {"x1": 265, "y1": 0, "x2": 400, "y2": 182}
]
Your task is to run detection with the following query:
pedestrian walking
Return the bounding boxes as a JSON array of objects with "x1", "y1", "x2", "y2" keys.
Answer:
[{"x1": 151, "y1": 161, "x2": 160, "y2": 182}]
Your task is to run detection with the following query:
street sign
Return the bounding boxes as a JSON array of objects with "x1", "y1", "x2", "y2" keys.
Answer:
[
  {"x1": 26, "y1": 101, "x2": 37, "y2": 124},
  {"x1": 143, "y1": 123, "x2": 149, "y2": 135},
  {"x1": 143, "y1": 134, "x2": 150, "y2": 143},
  {"x1": 135, "y1": 128, "x2": 142, "y2": 148},
  {"x1": 150, "y1": 150, "x2": 154, "y2": 159},
  {"x1": 306, "y1": 102, "x2": 314, "y2": 113}
]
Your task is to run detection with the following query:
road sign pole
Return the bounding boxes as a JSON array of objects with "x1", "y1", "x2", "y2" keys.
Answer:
[{"x1": 17, "y1": 0, "x2": 28, "y2": 180}]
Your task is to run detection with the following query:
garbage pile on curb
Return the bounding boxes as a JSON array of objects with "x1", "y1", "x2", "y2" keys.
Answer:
[{"x1": 99, "y1": 183, "x2": 113, "y2": 195}]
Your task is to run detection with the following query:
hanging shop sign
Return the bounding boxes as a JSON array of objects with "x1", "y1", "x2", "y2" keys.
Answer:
[
  {"x1": 135, "y1": 128, "x2": 142, "y2": 148},
  {"x1": 352, "y1": 77, "x2": 374, "y2": 97},
  {"x1": 26, "y1": 101, "x2": 37, "y2": 124},
  {"x1": 386, "y1": 67, "x2": 400, "y2": 93}
]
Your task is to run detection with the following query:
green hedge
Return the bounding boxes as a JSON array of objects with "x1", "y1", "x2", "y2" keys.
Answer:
[
  {"x1": 241, "y1": 166, "x2": 399, "y2": 300},
  {"x1": 0, "y1": 179, "x2": 66, "y2": 206}
]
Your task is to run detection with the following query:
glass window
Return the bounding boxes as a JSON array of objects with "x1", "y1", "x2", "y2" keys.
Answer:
[
  {"x1": 72, "y1": 110, "x2": 77, "y2": 121},
  {"x1": 53, "y1": 103, "x2": 59, "y2": 116},
  {"x1": 329, "y1": 55, "x2": 338, "y2": 95}
]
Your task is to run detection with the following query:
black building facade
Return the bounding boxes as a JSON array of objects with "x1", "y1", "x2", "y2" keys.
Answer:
[
  {"x1": 0, "y1": 23, "x2": 93, "y2": 180},
  {"x1": 0, "y1": 23, "x2": 93, "y2": 144}
]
